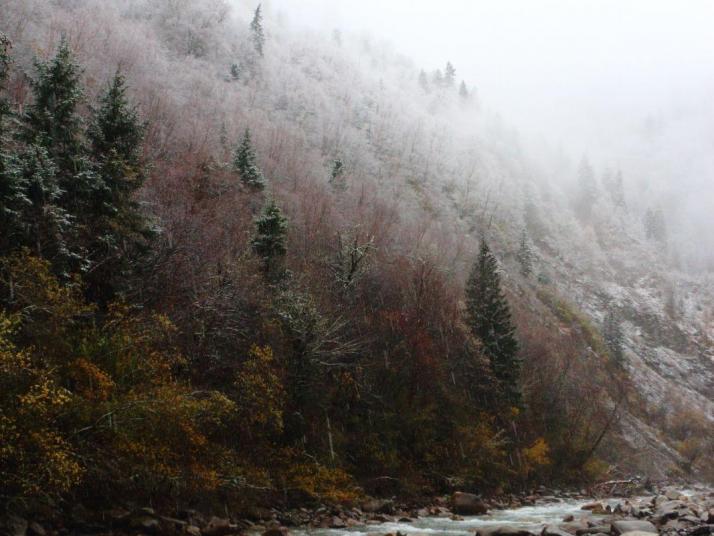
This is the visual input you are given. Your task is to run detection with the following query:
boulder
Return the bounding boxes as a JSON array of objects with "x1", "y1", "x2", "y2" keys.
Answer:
[
  {"x1": 129, "y1": 515, "x2": 160, "y2": 534},
  {"x1": 611, "y1": 520, "x2": 657, "y2": 535},
  {"x1": 0, "y1": 516, "x2": 27, "y2": 536},
  {"x1": 475, "y1": 527, "x2": 535, "y2": 536},
  {"x1": 688, "y1": 525, "x2": 714, "y2": 536},
  {"x1": 666, "y1": 490, "x2": 682, "y2": 501},
  {"x1": 452, "y1": 492, "x2": 489, "y2": 515},
  {"x1": 185, "y1": 526, "x2": 202, "y2": 536},
  {"x1": 580, "y1": 503, "x2": 607, "y2": 515},
  {"x1": 618, "y1": 532, "x2": 658, "y2": 536},
  {"x1": 542, "y1": 525, "x2": 573, "y2": 536},
  {"x1": 575, "y1": 526, "x2": 610, "y2": 535},
  {"x1": 563, "y1": 516, "x2": 575, "y2": 523},
  {"x1": 262, "y1": 528, "x2": 290, "y2": 536},
  {"x1": 203, "y1": 517, "x2": 239, "y2": 536}
]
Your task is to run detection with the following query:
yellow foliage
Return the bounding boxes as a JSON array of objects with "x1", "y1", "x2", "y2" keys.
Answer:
[
  {"x1": 234, "y1": 344, "x2": 284, "y2": 434},
  {"x1": 286, "y1": 463, "x2": 362, "y2": 504},
  {"x1": 523, "y1": 437, "x2": 551, "y2": 468}
]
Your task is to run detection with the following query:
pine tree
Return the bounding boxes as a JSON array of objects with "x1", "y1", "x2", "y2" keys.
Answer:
[
  {"x1": 459, "y1": 80, "x2": 469, "y2": 99},
  {"x1": 644, "y1": 206, "x2": 666, "y2": 243},
  {"x1": 603, "y1": 308, "x2": 624, "y2": 366},
  {"x1": 24, "y1": 37, "x2": 99, "y2": 222},
  {"x1": 250, "y1": 5, "x2": 265, "y2": 57},
  {"x1": 444, "y1": 61, "x2": 456, "y2": 87},
  {"x1": 0, "y1": 34, "x2": 11, "y2": 128},
  {"x1": 86, "y1": 71, "x2": 152, "y2": 302},
  {"x1": 233, "y1": 128, "x2": 265, "y2": 190},
  {"x1": 329, "y1": 158, "x2": 345, "y2": 191},
  {"x1": 575, "y1": 156, "x2": 598, "y2": 221},
  {"x1": 432, "y1": 69, "x2": 443, "y2": 87},
  {"x1": 251, "y1": 199, "x2": 288, "y2": 278},
  {"x1": 516, "y1": 228, "x2": 534, "y2": 277},
  {"x1": 465, "y1": 241, "x2": 521, "y2": 407},
  {"x1": 611, "y1": 169, "x2": 626, "y2": 210},
  {"x1": 418, "y1": 70, "x2": 429, "y2": 92}
]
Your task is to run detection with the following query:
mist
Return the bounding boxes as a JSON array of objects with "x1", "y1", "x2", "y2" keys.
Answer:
[{"x1": 267, "y1": 0, "x2": 714, "y2": 270}]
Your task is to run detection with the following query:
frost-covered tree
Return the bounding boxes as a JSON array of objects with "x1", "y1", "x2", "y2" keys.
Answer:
[
  {"x1": 233, "y1": 128, "x2": 265, "y2": 189},
  {"x1": 466, "y1": 241, "x2": 521, "y2": 407},
  {"x1": 0, "y1": 34, "x2": 11, "y2": 127},
  {"x1": 251, "y1": 199, "x2": 287, "y2": 278},
  {"x1": 86, "y1": 71, "x2": 152, "y2": 301},
  {"x1": 516, "y1": 228, "x2": 534, "y2": 277},
  {"x1": 250, "y1": 4, "x2": 265, "y2": 57},
  {"x1": 574, "y1": 156, "x2": 598, "y2": 221},
  {"x1": 459, "y1": 80, "x2": 469, "y2": 99},
  {"x1": 432, "y1": 69, "x2": 443, "y2": 87},
  {"x1": 603, "y1": 308, "x2": 624, "y2": 366},
  {"x1": 418, "y1": 69, "x2": 429, "y2": 92},
  {"x1": 644, "y1": 206, "x2": 667, "y2": 243},
  {"x1": 444, "y1": 61, "x2": 456, "y2": 87}
]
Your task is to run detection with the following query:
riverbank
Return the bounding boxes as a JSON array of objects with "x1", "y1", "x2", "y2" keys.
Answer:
[{"x1": 2, "y1": 484, "x2": 711, "y2": 536}]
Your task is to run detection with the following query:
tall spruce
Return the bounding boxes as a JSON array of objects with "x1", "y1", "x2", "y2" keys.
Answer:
[
  {"x1": 575, "y1": 157, "x2": 598, "y2": 221},
  {"x1": 516, "y1": 228, "x2": 534, "y2": 277},
  {"x1": 466, "y1": 241, "x2": 522, "y2": 407},
  {"x1": 251, "y1": 199, "x2": 287, "y2": 278},
  {"x1": 459, "y1": 80, "x2": 469, "y2": 100},
  {"x1": 444, "y1": 61, "x2": 456, "y2": 87},
  {"x1": 86, "y1": 70, "x2": 152, "y2": 302},
  {"x1": 233, "y1": 128, "x2": 265, "y2": 189},
  {"x1": 0, "y1": 34, "x2": 11, "y2": 127},
  {"x1": 250, "y1": 5, "x2": 265, "y2": 57}
]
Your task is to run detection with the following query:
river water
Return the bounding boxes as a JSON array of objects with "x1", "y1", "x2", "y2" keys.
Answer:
[{"x1": 292, "y1": 499, "x2": 609, "y2": 536}]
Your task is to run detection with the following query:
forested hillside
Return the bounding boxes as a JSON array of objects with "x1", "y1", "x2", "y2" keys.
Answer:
[{"x1": 0, "y1": 0, "x2": 711, "y2": 518}]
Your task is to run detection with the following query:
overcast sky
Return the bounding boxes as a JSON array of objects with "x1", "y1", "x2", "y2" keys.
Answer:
[{"x1": 266, "y1": 0, "x2": 714, "y2": 154}]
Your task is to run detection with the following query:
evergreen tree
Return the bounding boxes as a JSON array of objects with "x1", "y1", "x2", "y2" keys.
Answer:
[
  {"x1": 329, "y1": 158, "x2": 345, "y2": 191},
  {"x1": 516, "y1": 228, "x2": 534, "y2": 277},
  {"x1": 575, "y1": 157, "x2": 598, "y2": 221},
  {"x1": 250, "y1": 4, "x2": 265, "y2": 57},
  {"x1": 432, "y1": 69, "x2": 443, "y2": 87},
  {"x1": 418, "y1": 70, "x2": 429, "y2": 92},
  {"x1": 24, "y1": 37, "x2": 98, "y2": 221},
  {"x1": 230, "y1": 63, "x2": 241, "y2": 81},
  {"x1": 86, "y1": 71, "x2": 152, "y2": 302},
  {"x1": 611, "y1": 169, "x2": 627, "y2": 210},
  {"x1": 233, "y1": 128, "x2": 265, "y2": 190},
  {"x1": 251, "y1": 199, "x2": 287, "y2": 278},
  {"x1": 444, "y1": 61, "x2": 456, "y2": 87},
  {"x1": 0, "y1": 34, "x2": 11, "y2": 127},
  {"x1": 459, "y1": 80, "x2": 469, "y2": 99},
  {"x1": 644, "y1": 206, "x2": 667, "y2": 243},
  {"x1": 603, "y1": 308, "x2": 624, "y2": 366},
  {"x1": 465, "y1": 241, "x2": 522, "y2": 407}
]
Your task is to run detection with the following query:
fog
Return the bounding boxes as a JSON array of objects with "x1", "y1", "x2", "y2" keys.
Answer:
[{"x1": 266, "y1": 0, "x2": 714, "y2": 269}]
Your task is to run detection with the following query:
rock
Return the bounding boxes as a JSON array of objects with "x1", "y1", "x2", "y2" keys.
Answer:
[
  {"x1": 329, "y1": 517, "x2": 346, "y2": 529},
  {"x1": 203, "y1": 517, "x2": 239, "y2": 536},
  {"x1": 452, "y1": 492, "x2": 489, "y2": 515},
  {"x1": 130, "y1": 515, "x2": 160, "y2": 534},
  {"x1": 475, "y1": 527, "x2": 535, "y2": 536},
  {"x1": 26, "y1": 523, "x2": 44, "y2": 536},
  {"x1": 541, "y1": 525, "x2": 573, "y2": 536},
  {"x1": 185, "y1": 526, "x2": 202, "y2": 536},
  {"x1": 559, "y1": 521, "x2": 588, "y2": 535},
  {"x1": 451, "y1": 515, "x2": 464, "y2": 521},
  {"x1": 580, "y1": 503, "x2": 607, "y2": 515},
  {"x1": 575, "y1": 526, "x2": 610, "y2": 535},
  {"x1": 398, "y1": 518, "x2": 413, "y2": 523},
  {"x1": 620, "y1": 532, "x2": 665, "y2": 536},
  {"x1": 0, "y1": 516, "x2": 28, "y2": 536},
  {"x1": 262, "y1": 528, "x2": 290, "y2": 536},
  {"x1": 687, "y1": 525, "x2": 714, "y2": 536},
  {"x1": 362, "y1": 499, "x2": 394, "y2": 515},
  {"x1": 563, "y1": 516, "x2": 575, "y2": 522},
  {"x1": 611, "y1": 520, "x2": 657, "y2": 534},
  {"x1": 666, "y1": 490, "x2": 682, "y2": 501}
]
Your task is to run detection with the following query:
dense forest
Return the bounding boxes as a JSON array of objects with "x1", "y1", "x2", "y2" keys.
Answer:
[{"x1": 0, "y1": 0, "x2": 711, "y2": 519}]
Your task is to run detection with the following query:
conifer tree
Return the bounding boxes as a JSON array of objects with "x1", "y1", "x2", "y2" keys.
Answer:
[
  {"x1": 444, "y1": 61, "x2": 456, "y2": 87},
  {"x1": 466, "y1": 241, "x2": 521, "y2": 406},
  {"x1": 250, "y1": 4, "x2": 265, "y2": 57},
  {"x1": 233, "y1": 128, "x2": 265, "y2": 189},
  {"x1": 611, "y1": 169, "x2": 626, "y2": 210},
  {"x1": 251, "y1": 199, "x2": 287, "y2": 278},
  {"x1": 575, "y1": 157, "x2": 598, "y2": 221},
  {"x1": 86, "y1": 71, "x2": 152, "y2": 301},
  {"x1": 418, "y1": 70, "x2": 429, "y2": 92},
  {"x1": 603, "y1": 308, "x2": 624, "y2": 366},
  {"x1": 329, "y1": 158, "x2": 345, "y2": 191},
  {"x1": 0, "y1": 34, "x2": 11, "y2": 127},
  {"x1": 516, "y1": 228, "x2": 534, "y2": 277},
  {"x1": 459, "y1": 80, "x2": 469, "y2": 99},
  {"x1": 644, "y1": 206, "x2": 667, "y2": 243},
  {"x1": 24, "y1": 37, "x2": 99, "y2": 224},
  {"x1": 432, "y1": 69, "x2": 443, "y2": 87}
]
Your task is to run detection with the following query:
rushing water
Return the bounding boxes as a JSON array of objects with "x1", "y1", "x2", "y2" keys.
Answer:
[{"x1": 292, "y1": 500, "x2": 609, "y2": 536}]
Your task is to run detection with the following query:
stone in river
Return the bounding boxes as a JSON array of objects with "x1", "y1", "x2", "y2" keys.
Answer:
[
  {"x1": 611, "y1": 520, "x2": 657, "y2": 535},
  {"x1": 452, "y1": 492, "x2": 489, "y2": 515}
]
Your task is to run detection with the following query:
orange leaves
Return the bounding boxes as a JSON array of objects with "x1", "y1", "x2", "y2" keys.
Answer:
[{"x1": 69, "y1": 358, "x2": 114, "y2": 401}]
